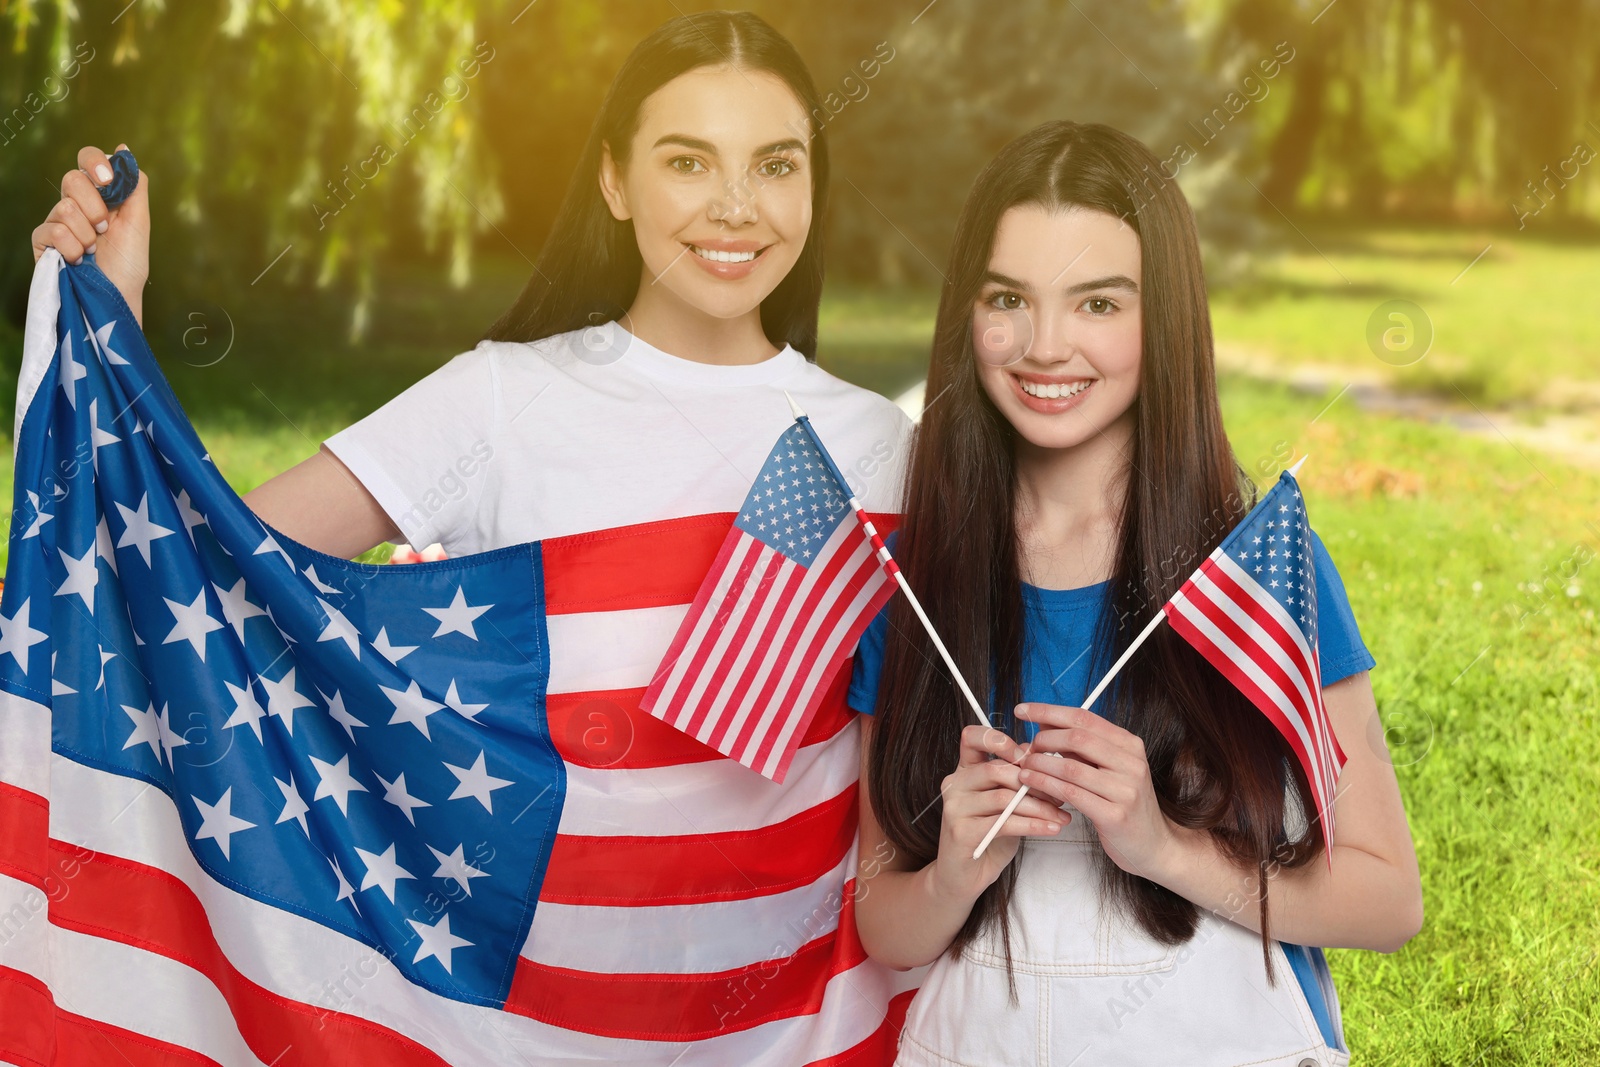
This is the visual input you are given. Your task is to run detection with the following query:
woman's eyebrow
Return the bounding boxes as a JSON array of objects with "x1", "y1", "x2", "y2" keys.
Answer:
[
  {"x1": 653, "y1": 134, "x2": 719, "y2": 153},
  {"x1": 754, "y1": 138, "x2": 807, "y2": 156},
  {"x1": 981, "y1": 270, "x2": 1030, "y2": 290}
]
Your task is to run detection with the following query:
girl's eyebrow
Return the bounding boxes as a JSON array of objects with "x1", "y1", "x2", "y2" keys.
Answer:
[{"x1": 981, "y1": 270, "x2": 1141, "y2": 295}]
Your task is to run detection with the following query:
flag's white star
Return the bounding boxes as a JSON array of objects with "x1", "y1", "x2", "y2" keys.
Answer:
[
  {"x1": 95, "y1": 516, "x2": 119, "y2": 576},
  {"x1": 372, "y1": 626, "x2": 417, "y2": 664},
  {"x1": 58, "y1": 332, "x2": 86, "y2": 408},
  {"x1": 381, "y1": 680, "x2": 445, "y2": 740},
  {"x1": 155, "y1": 702, "x2": 192, "y2": 769},
  {"x1": 316, "y1": 598, "x2": 361, "y2": 658},
  {"x1": 174, "y1": 489, "x2": 206, "y2": 537},
  {"x1": 261, "y1": 667, "x2": 316, "y2": 734},
  {"x1": 162, "y1": 588, "x2": 225, "y2": 661},
  {"x1": 320, "y1": 688, "x2": 366, "y2": 744},
  {"x1": 95, "y1": 647, "x2": 116, "y2": 690},
  {"x1": 303, "y1": 565, "x2": 340, "y2": 594},
  {"x1": 310, "y1": 753, "x2": 369, "y2": 815},
  {"x1": 21, "y1": 492, "x2": 52, "y2": 540},
  {"x1": 274, "y1": 775, "x2": 310, "y2": 836},
  {"x1": 428, "y1": 843, "x2": 489, "y2": 897},
  {"x1": 120, "y1": 702, "x2": 163, "y2": 762},
  {"x1": 0, "y1": 599, "x2": 48, "y2": 674},
  {"x1": 408, "y1": 913, "x2": 472, "y2": 973},
  {"x1": 443, "y1": 680, "x2": 488, "y2": 722},
  {"x1": 443, "y1": 751, "x2": 514, "y2": 813},
  {"x1": 422, "y1": 587, "x2": 492, "y2": 640},
  {"x1": 222, "y1": 679, "x2": 267, "y2": 742},
  {"x1": 55, "y1": 544, "x2": 99, "y2": 613},
  {"x1": 253, "y1": 531, "x2": 294, "y2": 568},
  {"x1": 329, "y1": 856, "x2": 359, "y2": 910},
  {"x1": 50, "y1": 652, "x2": 76, "y2": 696},
  {"x1": 114, "y1": 494, "x2": 176, "y2": 566},
  {"x1": 87, "y1": 398, "x2": 122, "y2": 460},
  {"x1": 376, "y1": 771, "x2": 432, "y2": 826},
  {"x1": 192, "y1": 787, "x2": 255, "y2": 860},
  {"x1": 355, "y1": 843, "x2": 415, "y2": 903},
  {"x1": 92, "y1": 320, "x2": 129, "y2": 365},
  {"x1": 212, "y1": 577, "x2": 266, "y2": 641}
]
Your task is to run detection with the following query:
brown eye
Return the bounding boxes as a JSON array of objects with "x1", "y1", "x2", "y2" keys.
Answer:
[
  {"x1": 990, "y1": 292, "x2": 1024, "y2": 311},
  {"x1": 669, "y1": 157, "x2": 705, "y2": 175},
  {"x1": 757, "y1": 158, "x2": 796, "y2": 179},
  {"x1": 1084, "y1": 297, "x2": 1116, "y2": 315}
]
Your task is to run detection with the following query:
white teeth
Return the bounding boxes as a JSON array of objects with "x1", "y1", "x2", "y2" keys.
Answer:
[
  {"x1": 1018, "y1": 378, "x2": 1092, "y2": 400},
  {"x1": 691, "y1": 245, "x2": 758, "y2": 263}
]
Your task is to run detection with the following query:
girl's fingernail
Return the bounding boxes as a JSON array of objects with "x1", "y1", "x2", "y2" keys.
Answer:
[
  {"x1": 1019, "y1": 770, "x2": 1030, "y2": 781},
  {"x1": 95, "y1": 220, "x2": 108, "y2": 234},
  {"x1": 95, "y1": 164, "x2": 113, "y2": 184},
  {"x1": 1047, "y1": 823, "x2": 1061, "y2": 833},
  {"x1": 86, "y1": 242, "x2": 96, "y2": 255},
  {"x1": 1016, "y1": 705, "x2": 1030, "y2": 718}
]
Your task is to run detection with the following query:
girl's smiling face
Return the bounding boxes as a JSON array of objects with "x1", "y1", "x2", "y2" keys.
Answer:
[
  {"x1": 600, "y1": 65, "x2": 813, "y2": 323},
  {"x1": 973, "y1": 205, "x2": 1144, "y2": 451}
]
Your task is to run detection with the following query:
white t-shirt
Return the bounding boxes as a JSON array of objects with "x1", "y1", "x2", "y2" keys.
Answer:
[{"x1": 323, "y1": 325, "x2": 912, "y2": 553}]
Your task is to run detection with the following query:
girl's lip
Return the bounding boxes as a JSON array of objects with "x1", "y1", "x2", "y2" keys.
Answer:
[
  {"x1": 684, "y1": 242, "x2": 769, "y2": 280},
  {"x1": 1007, "y1": 371, "x2": 1097, "y2": 413}
]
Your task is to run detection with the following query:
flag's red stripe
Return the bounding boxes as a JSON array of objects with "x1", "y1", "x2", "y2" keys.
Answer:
[
  {"x1": 639, "y1": 526, "x2": 751, "y2": 721},
  {"x1": 801, "y1": 988, "x2": 915, "y2": 1067},
  {"x1": 762, "y1": 574, "x2": 896, "y2": 783},
  {"x1": 0, "y1": 779, "x2": 48, "y2": 888},
  {"x1": 0, "y1": 964, "x2": 227, "y2": 1067},
  {"x1": 39, "y1": 841, "x2": 451, "y2": 1067},
  {"x1": 506, "y1": 879, "x2": 869, "y2": 1041},
  {"x1": 1195, "y1": 557, "x2": 1342, "y2": 789},
  {"x1": 673, "y1": 538, "x2": 772, "y2": 738},
  {"x1": 744, "y1": 544, "x2": 883, "y2": 774},
  {"x1": 692, "y1": 555, "x2": 806, "y2": 748},
  {"x1": 538, "y1": 782, "x2": 856, "y2": 907},
  {"x1": 1164, "y1": 601, "x2": 1330, "y2": 831},
  {"x1": 1197, "y1": 557, "x2": 1322, "y2": 715},
  {"x1": 546, "y1": 673, "x2": 855, "y2": 770},
  {"x1": 540, "y1": 511, "x2": 900, "y2": 616},
  {"x1": 709, "y1": 530, "x2": 863, "y2": 757},
  {"x1": 542, "y1": 512, "x2": 734, "y2": 615}
]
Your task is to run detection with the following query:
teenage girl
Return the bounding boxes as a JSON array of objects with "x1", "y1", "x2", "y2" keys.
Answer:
[
  {"x1": 32, "y1": 12, "x2": 913, "y2": 1064},
  {"x1": 850, "y1": 122, "x2": 1422, "y2": 1066}
]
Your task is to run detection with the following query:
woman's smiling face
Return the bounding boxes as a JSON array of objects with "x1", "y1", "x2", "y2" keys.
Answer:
[
  {"x1": 600, "y1": 65, "x2": 813, "y2": 323},
  {"x1": 973, "y1": 204, "x2": 1144, "y2": 451}
]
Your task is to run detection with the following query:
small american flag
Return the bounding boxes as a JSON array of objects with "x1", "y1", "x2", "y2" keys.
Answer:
[
  {"x1": 642, "y1": 408, "x2": 898, "y2": 782},
  {"x1": 1163, "y1": 468, "x2": 1347, "y2": 858}
]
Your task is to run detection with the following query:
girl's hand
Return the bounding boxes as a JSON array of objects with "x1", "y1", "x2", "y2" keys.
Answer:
[
  {"x1": 32, "y1": 144, "x2": 151, "y2": 324},
  {"x1": 929, "y1": 723, "x2": 1069, "y2": 906},
  {"x1": 1015, "y1": 702, "x2": 1178, "y2": 880}
]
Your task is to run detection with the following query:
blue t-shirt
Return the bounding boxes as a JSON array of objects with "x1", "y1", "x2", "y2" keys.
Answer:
[{"x1": 846, "y1": 527, "x2": 1372, "y2": 1051}]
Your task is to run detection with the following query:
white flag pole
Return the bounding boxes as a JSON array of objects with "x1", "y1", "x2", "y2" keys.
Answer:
[
  {"x1": 972, "y1": 455, "x2": 1313, "y2": 859},
  {"x1": 970, "y1": 608, "x2": 1166, "y2": 859},
  {"x1": 785, "y1": 392, "x2": 997, "y2": 731}
]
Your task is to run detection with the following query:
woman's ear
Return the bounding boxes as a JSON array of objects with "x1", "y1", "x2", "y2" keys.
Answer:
[{"x1": 598, "y1": 141, "x2": 632, "y2": 222}]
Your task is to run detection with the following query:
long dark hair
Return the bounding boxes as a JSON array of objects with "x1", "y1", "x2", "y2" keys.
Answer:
[
  {"x1": 867, "y1": 121, "x2": 1323, "y2": 984},
  {"x1": 481, "y1": 11, "x2": 829, "y2": 357}
]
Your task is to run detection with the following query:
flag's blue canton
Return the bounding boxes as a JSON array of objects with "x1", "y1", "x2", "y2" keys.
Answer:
[
  {"x1": 0, "y1": 259, "x2": 566, "y2": 1008},
  {"x1": 1215, "y1": 471, "x2": 1319, "y2": 651},
  {"x1": 733, "y1": 423, "x2": 851, "y2": 566}
]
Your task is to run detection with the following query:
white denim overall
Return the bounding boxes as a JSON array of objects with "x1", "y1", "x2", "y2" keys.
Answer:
[{"x1": 895, "y1": 806, "x2": 1349, "y2": 1067}]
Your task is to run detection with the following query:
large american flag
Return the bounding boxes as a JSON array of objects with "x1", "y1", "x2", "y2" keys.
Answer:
[
  {"x1": 641, "y1": 417, "x2": 898, "y2": 783},
  {"x1": 1162, "y1": 469, "x2": 1347, "y2": 857},
  {"x1": 0, "y1": 250, "x2": 915, "y2": 1063}
]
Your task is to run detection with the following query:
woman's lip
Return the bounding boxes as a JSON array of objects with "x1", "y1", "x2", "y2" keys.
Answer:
[
  {"x1": 684, "y1": 242, "x2": 768, "y2": 280},
  {"x1": 1008, "y1": 371, "x2": 1097, "y2": 413}
]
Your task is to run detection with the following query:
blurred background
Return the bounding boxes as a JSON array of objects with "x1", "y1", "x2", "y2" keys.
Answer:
[{"x1": 1, "y1": 1, "x2": 1597, "y2": 1062}]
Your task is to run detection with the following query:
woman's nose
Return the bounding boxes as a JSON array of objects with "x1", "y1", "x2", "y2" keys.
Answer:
[{"x1": 708, "y1": 178, "x2": 759, "y2": 225}]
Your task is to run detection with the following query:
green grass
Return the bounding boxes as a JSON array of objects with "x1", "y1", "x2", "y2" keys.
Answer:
[
  {"x1": 1208, "y1": 227, "x2": 1600, "y2": 409},
  {"x1": 1222, "y1": 374, "x2": 1600, "y2": 1064},
  {"x1": 2, "y1": 234, "x2": 1597, "y2": 1062}
]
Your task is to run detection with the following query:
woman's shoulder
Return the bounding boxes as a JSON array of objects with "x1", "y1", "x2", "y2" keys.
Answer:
[{"x1": 787, "y1": 360, "x2": 914, "y2": 511}]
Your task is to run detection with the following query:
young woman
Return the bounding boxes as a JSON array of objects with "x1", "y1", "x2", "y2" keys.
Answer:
[
  {"x1": 32, "y1": 12, "x2": 914, "y2": 1065},
  {"x1": 849, "y1": 122, "x2": 1423, "y2": 1066}
]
